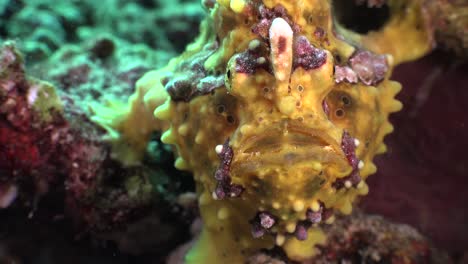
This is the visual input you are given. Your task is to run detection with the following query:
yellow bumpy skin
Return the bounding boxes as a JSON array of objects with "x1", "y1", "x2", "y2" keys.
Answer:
[{"x1": 94, "y1": 0, "x2": 432, "y2": 262}]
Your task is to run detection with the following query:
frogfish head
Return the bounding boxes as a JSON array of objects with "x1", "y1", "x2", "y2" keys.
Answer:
[{"x1": 155, "y1": 0, "x2": 432, "y2": 259}]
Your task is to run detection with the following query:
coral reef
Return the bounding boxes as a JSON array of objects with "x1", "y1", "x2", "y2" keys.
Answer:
[
  {"x1": 0, "y1": 40, "x2": 195, "y2": 261},
  {"x1": 245, "y1": 211, "x2": 452, "y2": 264},
  {"x1": 0, "y1": 0, "x2": 204, "y2": 62},
  {"x1": 425, "y1": 0, "x2": 468, "y2": 58},
  {"x1": 92, "y1": 0, "x2": 439, "y2": 263},
  {"x1": 1, "y1": 41, "x2": 67, "y2": 205}
]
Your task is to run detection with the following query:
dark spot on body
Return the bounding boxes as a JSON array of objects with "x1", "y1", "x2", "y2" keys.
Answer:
[
  {"x1": 334, "y1": 52, "x2": 342, "y2": 64},
  {"x1": 341, "y1": 95, "x2": 351, "y2": 105},
  {"x1": 335, "y1": 108, "x2": 345, "y2": 118},
  {"x1": 217, "y1": 105, "x2": 225, "y2": 114},
  {"x1": 278, "y1": 36, "x2": 287, "y2": 54}
]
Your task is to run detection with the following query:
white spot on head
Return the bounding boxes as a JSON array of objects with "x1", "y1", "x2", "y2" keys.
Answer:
[
  {"x1": 248, "y1": 39, "x2": 261, "y2": 50},
  {"x1": 256, "y1": 57, "x2": 266, "y2": 64},
  {"x1": 212, "y1": 191, "x2": 219, "y2": 200},
  {"x1": 358, "y1": 160, "x2": 364, "y2": 169},
  {"x1": 354, "y1": 138, "x2": 360, "y2": 147},
  {"x1": 215, "y1": 144, "x2": 224, "y2": 154},
  {"x1": 215, "y1": 145, "x2": 223, "y2": 155},
  {"x1": 344, "y1": 180, "x2": 352, "y2": 188}
]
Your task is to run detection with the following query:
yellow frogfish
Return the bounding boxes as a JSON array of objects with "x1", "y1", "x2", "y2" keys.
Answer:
[{"x1": 93, "y1": 0, "x2": 433, "y2": 262}]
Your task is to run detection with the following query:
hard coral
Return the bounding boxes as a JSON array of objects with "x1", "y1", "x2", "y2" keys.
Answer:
[
  {"x1": 93, "y1": 0, "x2": 434, "y2": 263},
  {"x1": 0, "y1": 42, "x2": 194, "y2": 253},
  {"x1": 309, "y1": 211, "x2": 451, "y2": 264},
  {"x1": 0, "y1": 41, "x2": 65, "y2": 203},
  {"x1": 0, "y1": 42, "x2": 114, "y2": 228}
]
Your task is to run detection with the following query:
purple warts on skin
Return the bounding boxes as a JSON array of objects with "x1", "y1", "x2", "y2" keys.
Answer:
[
  {"x1": 235, "y1": 52, "x2": 261, "y2": 74},
  {"x1": 250, "y1": 211, "x2": 276, "y2": 238},
  {"x1": 333, "y1": 131, "x2": 362, "y2": 189},
  {"x1": 213, "y1": 139, "x2": 244, "y2": 199},
  {"x1": 321, "y1": 208, "x2": 334, "y2": 221},
  {"x1": 165, "y1": 77, "x2": 196, "y2": 101},
  {"x1": 341, "y1": 130, "x2": 359, "y2": 169},
  {"x1": 348, "y1": 170, "x2": 362, "y2": 186},
  {"x1": 252, "y1": 4, "x2": 298, "y2": 40},
  {"x1": 306, "y1": 208, "x2": 322, "y2": 224},
  {"x1": 227, "y1": 184, "x2": 244, "y2": 197},
  {"x1": 334, "y1": 65, "x2": 358, "y2": 84},
  {"x1": 259, "y1": 212, "x2": 276, "y2": 229},
  {"x1": 322, "y1": 100, "x2": 330, "y2": 116},
  {"x1": 233, "y1": 40, "x2": 271, "y2": 75},
  {"x1": 332, "y1": 170, "x2": 362, "y2": 190},
  {"x1": 293, "y1": 204, "x2": 333, "y2": 240},
  {"x1": 197, "y1": 75, "x2": 225, "y2": 95},
  {"x1": 293, "y1": 36, "x2": 327, "y2": 70},
  {"x1": 215, "y1": 181, "x2": 244, "y2": 199},
  {"x1": 251, "y1": 223, "x2": 266, "y2": 238},
  {"x1": 164, "y1": 42, "x2": 222, "y2": 101},
  {"x1": 214, "y1": 185, "x2": 227, "y2": 200},
  {"x1": 214, "y1": 169, "x2": 224, "y2": 181},
  {"x1": 295, "y1": 221, "x2": 311, "y2": 241},
  {"x1": 349, "y1": 50, "x2": 388, "y2": 85},
  {"x1": 314, "y1": 27, "x2": 326, "y2": 40},
  {"x1": 252, "y1": 19, "x2": 271, "y2": 40},
  {"x1": 217, "y1": 139, "x2": 233, "y2": 167}
]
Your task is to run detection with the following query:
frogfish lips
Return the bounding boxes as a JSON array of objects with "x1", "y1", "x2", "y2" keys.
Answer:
[
  {"x1": 229, "y1": 125, "x2": 352, "y2": 200},
  {"x1": 225, "y1": 126, "x2": 355, "y2": 241}
]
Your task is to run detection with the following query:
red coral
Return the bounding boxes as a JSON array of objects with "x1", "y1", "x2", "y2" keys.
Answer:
[{"x1": 0, "y1": 43, "x2": 107, "y2": 212}]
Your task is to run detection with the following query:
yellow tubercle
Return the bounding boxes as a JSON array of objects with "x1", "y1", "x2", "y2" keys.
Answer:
[
  {"x1": 154, "y1": 99, "x2": 171, "y2": 121},
  {"x1": 216, "y1": 0, "x2": 230, "y2": 8},
  {"x1": 283, "y1": 228, "x2": 326, "y2": 261},
  {"x1": 175, "y1": 157, "x2": 190, "y2": 170},
  {"x1": 230, "y1": 0, "x2": 246, "y2": 13},
  {"x1": 161, "y1": 129, "x2": 177, "y2": 145}
]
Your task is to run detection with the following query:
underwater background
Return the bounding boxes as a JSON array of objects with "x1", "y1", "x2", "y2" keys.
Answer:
[{"x1": 0, "y1": 0, "x2": 467, "y2": 263}]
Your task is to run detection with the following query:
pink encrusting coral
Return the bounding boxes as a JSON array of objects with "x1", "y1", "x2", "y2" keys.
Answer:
[
  {"x1": 0, "y1": 42, "x2": 199, "y2": 259},
  {"x1": 0, "y1": 42, "x2": 66, "y2": 203},
  {"x1": 0, "y1": 41, "x2": 132, "y2": 230}
]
